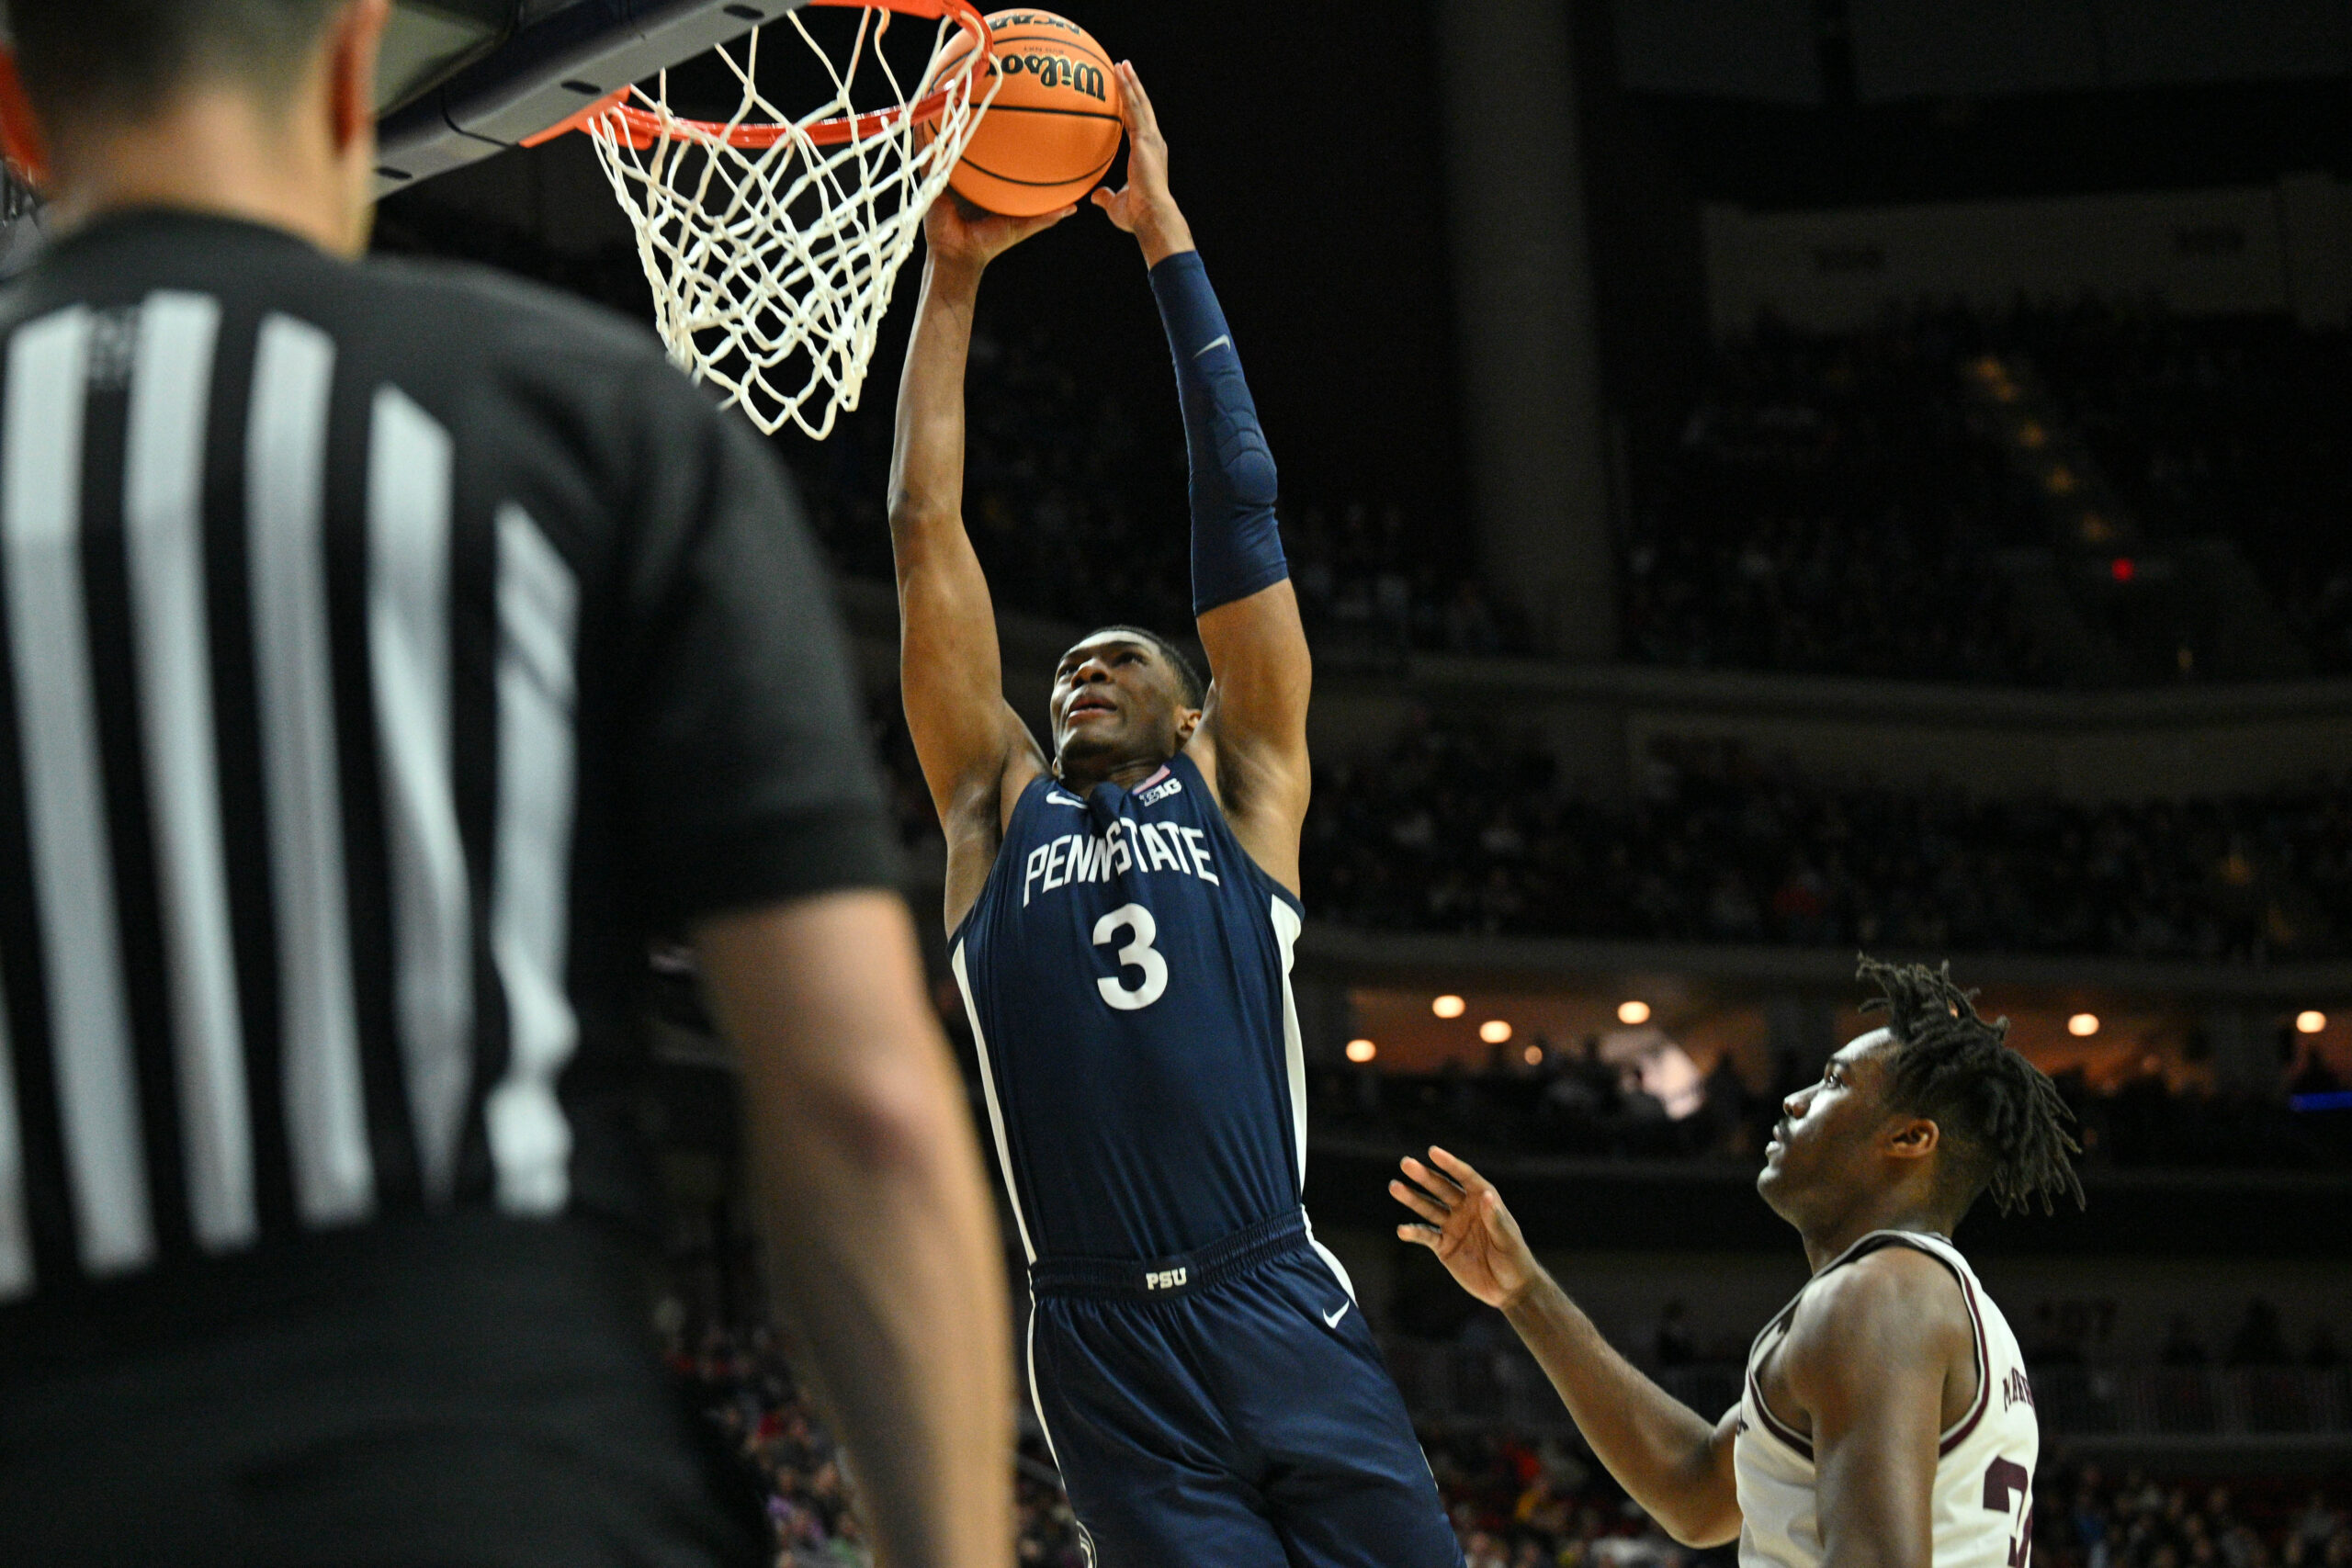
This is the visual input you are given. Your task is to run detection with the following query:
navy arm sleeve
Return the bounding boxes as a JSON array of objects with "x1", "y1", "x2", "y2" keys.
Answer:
[{"x1": 1149, "y1": 250, "x2": 1288, "y2": 616}]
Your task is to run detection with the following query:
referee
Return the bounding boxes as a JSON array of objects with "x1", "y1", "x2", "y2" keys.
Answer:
[{"x1": 0, "y1": 2, "x2": 1012, "y2": 1565}]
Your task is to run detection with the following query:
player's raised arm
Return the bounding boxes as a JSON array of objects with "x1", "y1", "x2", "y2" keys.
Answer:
[
  {"x1": 1394, "y1": 1147, "x2": 1745, "y2": 1547},
  {"x1": 888, "y1": 198, "x2": 1070, "y2": 926},
  {"x1": 1095, "y1": 62, "x2": 1313, "y2": 890}
]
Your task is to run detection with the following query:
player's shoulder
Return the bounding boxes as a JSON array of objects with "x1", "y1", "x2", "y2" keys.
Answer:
[{"x1": 1790, "y1": 1241, "x2": 1966, "y2": 1357}]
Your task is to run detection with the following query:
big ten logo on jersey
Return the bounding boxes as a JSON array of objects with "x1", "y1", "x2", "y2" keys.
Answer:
[{"x1": 1023, "y1": 818, "x2": 1218, "y2": 907}]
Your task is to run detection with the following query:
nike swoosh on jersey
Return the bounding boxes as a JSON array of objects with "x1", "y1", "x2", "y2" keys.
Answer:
[
  {"x1": 1193, "y1": 334, "x2": 1231, "y2": 359},
  {"x1": 1046, "y1": 792, "x2": 1085, "y2": 807},
  {"x1": 1322, "y1": 1302, "x2": 1351, "y2": 1328}
]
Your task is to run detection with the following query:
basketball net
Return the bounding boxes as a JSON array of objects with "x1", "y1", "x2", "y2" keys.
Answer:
[{"x1": 527, "y1": 0, "x2": 996, "y2": 437}]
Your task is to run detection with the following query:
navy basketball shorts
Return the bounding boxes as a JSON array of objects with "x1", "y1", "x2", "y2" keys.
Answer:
[{"x1": 1025, "y1": 1210, "x2": 1464, "y2": 1568}]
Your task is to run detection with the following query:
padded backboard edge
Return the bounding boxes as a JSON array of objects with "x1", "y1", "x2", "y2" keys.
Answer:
[{"x1": 375, "y1": 0, "x2": 812, "y2": 195}]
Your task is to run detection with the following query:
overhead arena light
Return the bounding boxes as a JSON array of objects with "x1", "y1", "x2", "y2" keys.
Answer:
[
  {"x1": 1521, "y1": 1044, "x2": 1544, "y2": 1066},
  {"x1": 1431, "y1": 995, "x2": 1465, "y2": 1019},
  {"x1": 2296, "y1": 1010, "x2": 2327, "y2": 1034},
  {"x1": 1345, "y1": 1039, "x2": 1377, "y2": 1064},
  {"x1": 1618, "y1": 999, "x2": 1652, "y2": 1026},
  {"x1": 2068, "y1": 1013, "x2": 2100, "y2": 1037},
  {"x1": 1478, "y1": 1020, "x2": 1512, "y2": 1045}
]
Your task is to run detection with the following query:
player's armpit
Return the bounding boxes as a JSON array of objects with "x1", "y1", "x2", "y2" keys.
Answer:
[
  {"x1": 1194, "y1": 577, "x2": 1312, "y2": 888},
  {"x1": 1780, "y1": 1251, "x2": 1970, "y2": 1568}
]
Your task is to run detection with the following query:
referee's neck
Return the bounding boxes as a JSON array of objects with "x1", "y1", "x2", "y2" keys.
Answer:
[{"x1": 36, "y1": 91, "x2": 369, "y2": 258}]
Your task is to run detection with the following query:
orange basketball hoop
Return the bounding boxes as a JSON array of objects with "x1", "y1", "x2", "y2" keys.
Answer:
[{"x1": 526, "y1": 0, "x2": 998, "y2": 437}]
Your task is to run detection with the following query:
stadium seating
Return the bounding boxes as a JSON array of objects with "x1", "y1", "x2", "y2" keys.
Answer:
[{"x1": 1295, "y1": 727, "x2": 2350, "y2": 962}]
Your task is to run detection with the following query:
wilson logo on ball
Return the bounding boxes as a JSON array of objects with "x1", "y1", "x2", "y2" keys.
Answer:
[{"x1": 989, "y1": 51, "x2": 1107, "y2": 101}]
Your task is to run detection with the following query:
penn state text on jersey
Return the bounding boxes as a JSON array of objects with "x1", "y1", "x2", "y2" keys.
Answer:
[{"x1": 952, "y1": 751, "x2": 1309, "y2": 1266}]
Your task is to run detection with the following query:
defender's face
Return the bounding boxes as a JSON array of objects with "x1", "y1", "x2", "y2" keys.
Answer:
[
  {"x1": 1049, "y1": 635, "x2": 1192, "y2": 773},
  {"x1": 1757, "y1": 1029, "x2": 1902, "y2": 1220}
]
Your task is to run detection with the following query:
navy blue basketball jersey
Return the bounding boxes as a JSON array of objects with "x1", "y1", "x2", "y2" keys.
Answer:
[{"x1": 951, "y1": 751, "x2": 1306, "y2": 1262}]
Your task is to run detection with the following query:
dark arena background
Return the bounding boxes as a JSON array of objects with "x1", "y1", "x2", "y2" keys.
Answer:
[{"x1": 368, "y1": 3, "x2": 2350, "y2": 1563}]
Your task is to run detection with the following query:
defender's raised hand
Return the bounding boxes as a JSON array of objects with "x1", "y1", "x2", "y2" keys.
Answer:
[
  {"x1": 1392, "y1": 1146, "x2": 1542, "y2": 1310},
  {"x1": 923, "y1": 191, "x2": 1075, "y2": 274},
  {"x1": 1091, "y1": 61, "x2": 1193, "y2": 265}
]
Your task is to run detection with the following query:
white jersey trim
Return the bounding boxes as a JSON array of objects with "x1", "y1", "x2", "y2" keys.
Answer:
[{"x1": 952, "y1": 938, "x2": 1036, "y2": 1265}]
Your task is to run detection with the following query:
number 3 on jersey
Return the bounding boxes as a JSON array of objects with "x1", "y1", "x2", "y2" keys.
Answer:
[{"x1": 1093, "y1": 902, "x2": 1169, "y2": 1010}]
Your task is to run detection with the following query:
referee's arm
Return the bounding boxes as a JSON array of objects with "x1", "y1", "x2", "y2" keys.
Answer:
[
  {"x1": 697, "y1": 896, "x2": 1011, "y2": 1568},
  {"x1": 630, "y1": 383, "x2": 1012, "y2": 1568}
]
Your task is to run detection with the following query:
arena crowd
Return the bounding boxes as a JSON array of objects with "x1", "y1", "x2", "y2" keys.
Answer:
[
  {"x1": 1621, "y1": 301, "x2": 2352, "y2": 684},
  {"x1": 371, "y1": 203, "x2": 2348, "y2": 686},
  {"x1": 1306, "y1": 1030, "x2": 2351, "y2": 1173},
  {"x1": 669, "y1": 1320, "x2": 1091, "y2": 1567},
  {"x1": 1298, "y1": 729, "x2": 2350, "y2": 964},
  {"x1": 664, "y1": 1315, "x2": 2351, "y2": 1568},
  {"x1": 2037, "y1": 1469, "x2": 2352, "y2": 1568}
]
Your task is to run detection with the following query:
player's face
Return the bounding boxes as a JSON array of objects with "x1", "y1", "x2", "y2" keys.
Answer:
[
  {"x1": 1757, "y1": 1029, "x2": 1905, "y2": 1222},
  {"x1": 1048, "y1": 635, "x2": 1198, "y2": 775}
]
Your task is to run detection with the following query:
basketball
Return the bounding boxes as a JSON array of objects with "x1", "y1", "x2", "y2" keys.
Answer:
[{"x1": 932, "y1": 9, "x2": 1124, "y2": 218}]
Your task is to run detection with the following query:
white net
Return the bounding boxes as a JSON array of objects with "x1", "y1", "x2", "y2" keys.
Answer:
[{"x1": 581, "y1": 3, "x2": 994, "y2": 437}]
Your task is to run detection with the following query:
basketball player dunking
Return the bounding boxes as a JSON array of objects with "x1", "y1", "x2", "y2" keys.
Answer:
[
  {"x1": 888, "y1": 62, "x2": 1461, "y2": 1568},
  {"x1": 1395, "y1": 959, "x2": 2086, "y2": 1568}
]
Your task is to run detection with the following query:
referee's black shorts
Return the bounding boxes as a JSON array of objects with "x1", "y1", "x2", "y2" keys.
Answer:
[{"x1": 0, "y1": 1213, "x2": 766, "y2": 1568}]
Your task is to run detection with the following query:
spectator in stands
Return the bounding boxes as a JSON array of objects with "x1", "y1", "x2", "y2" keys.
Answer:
[
  {"x1": 2294, "y1": 1494, "x2": 2345, "y2": 1555},
  {"x1": 2225, "y1": 1300, "x2": 2294, "y2": 1367},
  {"x1": 666, "y1": 1317, "x2": 1088, "y2": 1567},
  {"x1": 2038, "y1": 1463, "x2": 2350, "y2": 1568}
]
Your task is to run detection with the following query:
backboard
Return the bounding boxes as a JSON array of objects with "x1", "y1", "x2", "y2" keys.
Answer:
[{"x1": 374, "y1": 0, "x2": 812, "y2": 196}]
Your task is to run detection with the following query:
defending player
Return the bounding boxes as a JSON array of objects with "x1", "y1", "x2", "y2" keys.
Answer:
[
  {"x1": 888, "y1": 62, "x2": 1461, "y2": 1568},
  {"x1": 1393, "y1": 958, "x2": 2085, "y2": 1568}
]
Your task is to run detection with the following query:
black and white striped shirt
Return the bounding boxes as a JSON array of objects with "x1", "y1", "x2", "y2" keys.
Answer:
[{"x1": 0, "y1": 210, "x2": 892, "y2": 1306}]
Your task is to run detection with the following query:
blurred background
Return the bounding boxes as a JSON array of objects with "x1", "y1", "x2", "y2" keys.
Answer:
[{"x1": 371, "y1": 1, "x2": 2350, "y2": 1563}]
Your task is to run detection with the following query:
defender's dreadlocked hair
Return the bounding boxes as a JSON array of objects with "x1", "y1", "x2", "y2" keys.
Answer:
[{"x1": 1857, "y1": 954, "x2": 2086, "y2": 1218}]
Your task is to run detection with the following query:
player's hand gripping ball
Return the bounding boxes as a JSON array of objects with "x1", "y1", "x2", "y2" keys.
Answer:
[{"x1": 931, "y1": 10, "x2": 1124, "y2": 217}]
